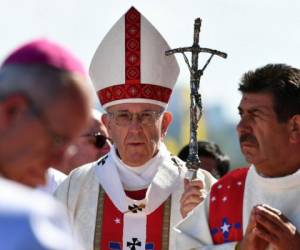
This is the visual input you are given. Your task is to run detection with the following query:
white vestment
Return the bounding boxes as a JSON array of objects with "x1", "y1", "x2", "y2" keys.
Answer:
[
  {"x1": 175, "y1": 165, "x2": 300, "y2": 250},
  {"x1": 38, "y1": 168, "x2": 67, "y2": 194},
  {"x1": 55, "y1": 144, "x2": 216, "y2": 250}
]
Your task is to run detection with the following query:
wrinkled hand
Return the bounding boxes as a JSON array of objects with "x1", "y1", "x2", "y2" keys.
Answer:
[
  {"x1": 252, "y1": 204, "x2": 300, "y2": 250},
  {"x1": 180, "y1": 178, "x2": 206, "y2": 218},
  {"x1": 239, "y1": 207, "x2": 268, "y2": 250}
]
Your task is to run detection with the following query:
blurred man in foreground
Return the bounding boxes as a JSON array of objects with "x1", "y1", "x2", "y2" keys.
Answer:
[
  {"x1": 0, "y1": 39, "x2": 91, "y2": 187},
  {"x1": 176, "y1": 64, "x2": 300, "y2": 250},
  {"x1": 0, "y1": 39, "x2": 91, "y2": 249}
]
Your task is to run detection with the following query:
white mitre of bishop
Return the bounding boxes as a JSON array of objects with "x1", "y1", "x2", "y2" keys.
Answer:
[{"x1": 89, "y1": 6, "x2": 180, "y2": 110}]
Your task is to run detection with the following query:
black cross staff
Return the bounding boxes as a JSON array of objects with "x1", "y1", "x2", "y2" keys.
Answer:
[
  {"x1": 166, "y1": 18, "x2": 227, "y2": 180},
  {"x1": 127, "y1": 238, "x2": 141, "y2": 250}
]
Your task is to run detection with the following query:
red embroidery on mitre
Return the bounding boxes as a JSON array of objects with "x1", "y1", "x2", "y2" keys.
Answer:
[
  {"x1": 97, "y1": 83, "x2": 172, "y2": 106},
  {"x1": 96, "y1": 7, "x2": 174, "y2": 107},
  {"x1": 125, "y1": 7, "x2": 141, "y2": 84},
  {"x1": 209, "y1": 167, "x2": 249, "y2": 244}
]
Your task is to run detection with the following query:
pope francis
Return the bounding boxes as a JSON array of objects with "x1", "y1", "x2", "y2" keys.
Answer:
[{"x1": 55, "y1": 7, "x2": 216, "y2": 250}]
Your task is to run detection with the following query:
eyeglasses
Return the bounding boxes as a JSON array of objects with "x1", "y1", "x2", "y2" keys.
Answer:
[
  {"x1": 108, "y1": 110, "x2": 163, "y2": 126},
  {"x1": 82, "y1": 133, "x2": 109, "y2": 149}
]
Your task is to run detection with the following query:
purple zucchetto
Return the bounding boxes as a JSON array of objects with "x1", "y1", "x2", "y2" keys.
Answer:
[{"x1": 2, "y1": 39, "x2": 86, "y2": 75}]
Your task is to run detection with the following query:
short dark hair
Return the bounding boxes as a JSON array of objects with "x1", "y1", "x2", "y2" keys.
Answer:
[
  {"x1": 239, "y1": 64, "x2": 300, "y2": 122},
  {"x1": 178, "y1": 140, "x2": 230, "y2": 178}
]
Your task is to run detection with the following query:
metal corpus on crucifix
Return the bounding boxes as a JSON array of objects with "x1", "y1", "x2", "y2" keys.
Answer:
[{"x1": 166, "y1": 18, "x2": 227, "y2": 180}]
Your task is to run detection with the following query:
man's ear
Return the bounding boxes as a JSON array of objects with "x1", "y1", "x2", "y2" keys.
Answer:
[
  {"x1": 288, "y1": 115, "x2": 300, "y2": 143},
  {"x1": 0, "y1": 94, "x2": 29, "y2": 129},
  {"x1": 161, "y1": 111, "x2": 173, "y2": 137}
]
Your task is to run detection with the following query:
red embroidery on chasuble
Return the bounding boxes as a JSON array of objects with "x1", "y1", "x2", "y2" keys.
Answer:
[
  {"x1": 209, "y1": 167, "x2": 249, "y2": 244},
  {"x1": 100, "y1": 193, "x2": 123, "y2": 250},
  {"x1": 146, "y1": 203, "x2": 165, "y2": 249},
  {"x1": 99, "y1": 190, "x2": 169, "y2": 250}
]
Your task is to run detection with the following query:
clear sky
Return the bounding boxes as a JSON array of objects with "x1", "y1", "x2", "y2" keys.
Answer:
[{"x1": 1, "y1": 0, "x2": 299, "y2": 121}]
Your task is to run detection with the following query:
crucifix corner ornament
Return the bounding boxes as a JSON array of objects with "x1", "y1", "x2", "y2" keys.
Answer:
[{"x1": 166, "y1": 18, "x2": 227, "y2": 180}]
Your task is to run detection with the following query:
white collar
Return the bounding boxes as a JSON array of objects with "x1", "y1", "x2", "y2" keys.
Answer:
[
  {"x1": 95, "y1": 143, "x2": 182, "y2": 214},
  {"x1": 250, "y1": 165, "x2": 300, "y2": 190},
  {"x1": 110, "y1": 143, "x2": 169, "y2": 190}
]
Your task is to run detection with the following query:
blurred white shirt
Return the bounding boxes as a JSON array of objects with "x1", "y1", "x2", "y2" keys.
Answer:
[{"x1": 0, "y1": 177, "x2": 80, "y2": 250}]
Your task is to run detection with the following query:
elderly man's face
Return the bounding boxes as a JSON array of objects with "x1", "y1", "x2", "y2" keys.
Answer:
[
  {"x1": 104, "y1": 103, "x2": 172, "y2": 167},
  {"x1": 0, "y1": 91, "x2": 89, "y2": 187},
  {"x1": 236, "y1": 92, "x2": 291, "y2": 176}
]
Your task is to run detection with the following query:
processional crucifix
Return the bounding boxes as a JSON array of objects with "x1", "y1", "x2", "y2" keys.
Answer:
[{"x1": 166, "y1": 18, "x2": 227, "y2": 180}]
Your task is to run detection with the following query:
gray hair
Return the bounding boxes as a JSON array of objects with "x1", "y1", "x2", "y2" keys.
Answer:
[{"x1": 0, "y1": 64, "x2": 87, "y2": 110}]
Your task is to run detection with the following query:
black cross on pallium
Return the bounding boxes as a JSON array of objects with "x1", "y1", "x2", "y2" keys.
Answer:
[
  {"x1": 97, "y1": 155, "x2": 108, "y2": 166},
  {"x1": 127, "y1": 238, "x2": 141, "y2": 250},
  {"x1": 128, "y1": 204, "x2": 144, "y2": 213}
]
